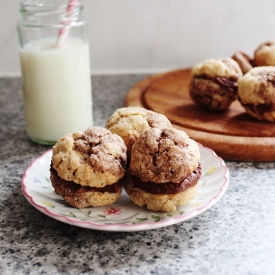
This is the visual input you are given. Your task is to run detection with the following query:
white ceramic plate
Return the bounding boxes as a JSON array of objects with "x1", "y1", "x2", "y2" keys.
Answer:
[{"x1": 21, "y1": 144, "x2": 229, "y2": 232}]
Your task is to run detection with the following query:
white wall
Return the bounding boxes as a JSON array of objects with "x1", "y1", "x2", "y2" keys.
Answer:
[{"x1": 1, "y1": 0, "x2": 275, "y2": 76}]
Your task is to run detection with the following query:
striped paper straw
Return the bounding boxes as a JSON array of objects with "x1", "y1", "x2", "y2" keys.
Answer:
[{"x1": 56, "y1": 0, "x2": 79, "y2": 47}]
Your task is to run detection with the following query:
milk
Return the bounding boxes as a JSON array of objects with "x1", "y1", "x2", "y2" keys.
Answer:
[{"x1": 20, "y1": 37, "x2": 93, "y2": 144}]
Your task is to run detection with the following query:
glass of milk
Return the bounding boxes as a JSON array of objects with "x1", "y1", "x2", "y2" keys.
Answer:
[{"x1": 17, "y1": 0, "x2": 93, "y2": 145}]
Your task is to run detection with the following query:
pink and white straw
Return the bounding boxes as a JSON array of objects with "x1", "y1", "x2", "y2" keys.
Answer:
[{"x1": 56, "y1": 0, "x2": 79, "y2": 47}]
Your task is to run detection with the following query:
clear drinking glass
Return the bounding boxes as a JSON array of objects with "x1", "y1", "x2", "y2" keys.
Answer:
[{"x1": 17, "y1": 0, "x2": 93, "y2": 145}]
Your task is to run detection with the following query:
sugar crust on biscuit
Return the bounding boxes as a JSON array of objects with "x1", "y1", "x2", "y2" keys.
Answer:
[
  {"x1": 238, "y1": 66, "x2": 275, "y2": 104},
  {"x1": 254, "y1": 40, "x2": 275, "y2": 66},
  {"x1": 191, "y1": 57, "x2": 243, "y2": 79},
  {"x1": 52, "y1": 126, "x2": 127, "y2": 188},
  {"x1": 105, "y1": 106, "x2": 172, "y2": 154},
  {"x1": 238, "y1": 66, "x2": 275, "y2": 122},
  {"x1": 130, "y1": 128, "x2": 200, "y2": 184}
]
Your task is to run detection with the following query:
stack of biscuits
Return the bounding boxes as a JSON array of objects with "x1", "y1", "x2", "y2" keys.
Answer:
[
  {"x1": 50, "y1": 106, "x2": 202, "y2": 212},
  {"x1": 50, "y1": 126, "x2": 127, "y2": 208},
  {"x1": 189, "y1": 39, "x2": 275, "y2": 122}
]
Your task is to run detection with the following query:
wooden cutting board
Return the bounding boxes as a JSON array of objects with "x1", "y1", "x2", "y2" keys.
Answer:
[{"x1": 124, "y1": 68, "x2": 275, "y2": 161}]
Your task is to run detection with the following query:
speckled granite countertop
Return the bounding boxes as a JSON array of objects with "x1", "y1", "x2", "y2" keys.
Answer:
[{"x1": 1, "y1": 75, "x2": 275, "y2": 275}]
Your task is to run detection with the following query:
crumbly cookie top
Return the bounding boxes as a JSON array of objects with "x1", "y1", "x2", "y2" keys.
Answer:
[
  {"x1": 105, "y1": 106, "x2": 172, "y2": 153},
  {"x1": 254, "y1": 40, "x2": 275, "y2": 66},
  {"x1": 191, "y1": 57, "x2": 243, "y2": 80},
  {"x1": 106, "y1": 106, "x2": 171, "y2": 132},
  {"x1": 52, "y1": 126, "x2": 127, "y2": 188},
  {"x1": 130, "y1": 128, "x2": 200, "y2": 184},
  {"x1": 238, "y1": 66, "x2": 275, "y2": 104}
]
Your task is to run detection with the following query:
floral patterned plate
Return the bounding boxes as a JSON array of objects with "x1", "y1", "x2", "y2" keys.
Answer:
[{"x1": 21, "y1": 144, "x2": 229, "y2": 232}]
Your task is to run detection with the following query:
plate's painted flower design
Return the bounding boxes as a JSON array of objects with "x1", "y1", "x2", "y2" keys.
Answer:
[
  {"x1": 42, "y1": 201, "x2": 55, "y2": 208},
  {"x1": 206, "y1": 166, "x2": 216, "y2": 175},
  {"x1": 103, "y1": 207, "x2": 122, "y2": 216}
]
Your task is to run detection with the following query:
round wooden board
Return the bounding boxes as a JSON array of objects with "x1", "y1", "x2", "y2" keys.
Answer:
[{"x1": 124, "y1": 68, "x2": 275, "y2": 162}]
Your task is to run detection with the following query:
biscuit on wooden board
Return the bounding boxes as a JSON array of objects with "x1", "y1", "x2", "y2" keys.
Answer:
[{"x1": 189, "y1": 58, "x2": 243, "y2": 111}]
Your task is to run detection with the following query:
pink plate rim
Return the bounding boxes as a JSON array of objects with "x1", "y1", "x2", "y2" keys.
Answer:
[{"x1": 21, "y1": 144, "x2": 229, "y2": 232}]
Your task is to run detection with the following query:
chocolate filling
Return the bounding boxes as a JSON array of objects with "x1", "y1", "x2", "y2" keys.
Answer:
[
  {"x1": 195, "y1": 75, "x2": 238, "y2": 93},
  {"x1": 50, "y1": 166, "x2": 121, "y2": 194},
  {"x1": 242, "y1": 102, "x2": 275, "y2": 115},
  {"x1": 132, "y1": 163, "x2": 202, "y2": 195}
]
